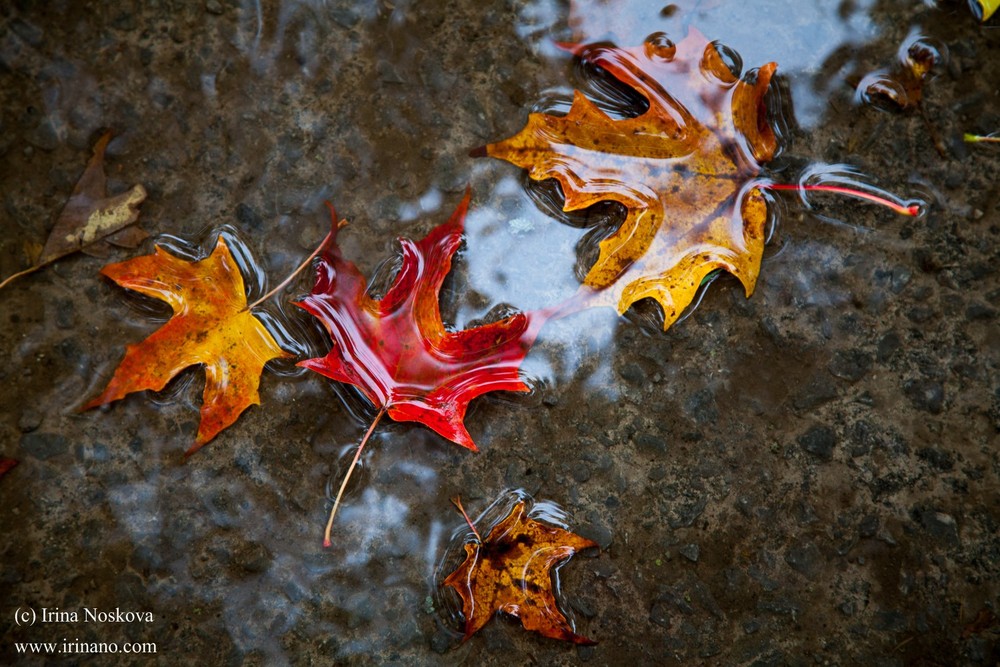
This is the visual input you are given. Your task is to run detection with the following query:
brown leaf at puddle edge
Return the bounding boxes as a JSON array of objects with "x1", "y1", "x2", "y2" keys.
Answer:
[
  {"x1": 855, "y1": 35, "x2": 941, "y2": 111},
  {"x1": 443, "y1": 500, "x2": 598, "y2": 644},
  {"x1": 0, "y1": 132, "x2": 147, "y2": 289}
]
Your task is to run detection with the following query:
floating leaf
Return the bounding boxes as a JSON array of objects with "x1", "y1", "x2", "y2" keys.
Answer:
[
  {"x1": 84, "y1": 238, "x2": 291, "y2": 455},
  {"x1": 443, "y1": 499, "x2": 598, "y2": 644},
  {"x1": 855, "y1": 33, "x2": 942, "y2": 111},
  {"x1": 297, "y1": 192, "x2": 549, "y2": 451},
  {"x1": 479, "y1": 28, "x2": 777, "y2": 330}
]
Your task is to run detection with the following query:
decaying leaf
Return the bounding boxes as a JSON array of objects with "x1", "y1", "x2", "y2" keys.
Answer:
[
  {"x1": 84, "y1": 238, "x2": 291, "y2": 455},
  {"x1": 443, "y1": 500, "x2": 598, "y2": 644},
  {"x1": 0, "y1": 132, "x2": 147, "y2": 290},
  {"x1": 479, "y1": 28, "x2": 777, "y2": 330},
  {"x1": 855, "y1": 34, "x2": 941, "y2": 111},
  {"x1": 297, "y1": 192, "x2": 549, "y2": 450},
  {"x1": 0, "y1": 458, "x2": 18, "y2": 480}
]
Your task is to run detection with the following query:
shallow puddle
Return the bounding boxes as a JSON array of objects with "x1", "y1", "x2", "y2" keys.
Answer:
[{"x1": 1, "y1": 0, "x2": 998, "y2": 664}]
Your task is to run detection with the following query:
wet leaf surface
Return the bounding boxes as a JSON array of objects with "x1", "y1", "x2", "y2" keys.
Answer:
[
  {"x1": 443, "y1": 500, "x2": 598, "y2": 644},
  {"x1": 84, "y1": 238, "x2": 291, "y2": 455},
  {"x1": 853, "y1": 33, "x2": 942, "y2": 111},
  {"x1": 0, "y1": 1, "x2": 998, "y2": 664},
  {"x1": 297, "y1": 193, "x2": 549, "y2": 450},
  {"x1": 481, "y1": 28, "x2": 776, "y2": 329},
  {"x1": 973, "y1": 0, "x2": 999, "y2": 21}
]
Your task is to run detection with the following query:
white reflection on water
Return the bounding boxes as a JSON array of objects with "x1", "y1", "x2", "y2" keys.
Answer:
[
  {"x1": 518, "y1": 0, "x2": 881, "y2": 128},
  {"x1": 340, "y1": 489, "x2": 414, "y2": 568}
]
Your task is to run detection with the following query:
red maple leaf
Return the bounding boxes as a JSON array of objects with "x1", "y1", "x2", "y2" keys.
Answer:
[{"x1": 296, "y1": 191, "x2": 549, "y2": 451}]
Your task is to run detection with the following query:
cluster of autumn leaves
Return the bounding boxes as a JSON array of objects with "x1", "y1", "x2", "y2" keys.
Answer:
[
  {"x1": 68, "y1": 28, "x2": 785, "y2": 645},
  {"x1": 6, "y1": 14, "x2": 963, "y2": 643},
  {"x1": 0, "y1": 24, "x2": 789, "y2": 645},
  {"x1": 1, "y1": 1, "x2": 993, "y2": 648}
]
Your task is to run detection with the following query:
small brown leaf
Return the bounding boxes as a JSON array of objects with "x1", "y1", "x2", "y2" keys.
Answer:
[
  {"x1": 38, "y1": 132, "x2": 147, "y2": 264},
  {"x1": 0, "y1": 132, "x2": 147, "y2": 289},
  {"x1": 443, "y1": 500, "x2": 598, "y2": 644},
  {"x1": 855, "y1": 35, "x2": 942, "y2": 111}
]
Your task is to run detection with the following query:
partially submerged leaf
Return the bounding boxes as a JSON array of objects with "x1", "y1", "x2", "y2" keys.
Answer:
[
  {"x1": 480, "y1": 28, "x2": 777, "y2": 330},
  {"x1": 38, "y1": 132, "x2": 148, "y2": 263},
  {"x1": 0, "y1": 132, "x2": 147, "y2": 289},
  {"x1": 442, "y1": 500, "x2": 598, "y2": 644},
  {"x1": 297, "y1": 192, "x2": 549, "y2": 450},
  {"x1": 855, "y1": 34, "x2": 941, "y2": 111},
  {"x1": 84, "y1": 238, "x2": 291, "y2": 455}
]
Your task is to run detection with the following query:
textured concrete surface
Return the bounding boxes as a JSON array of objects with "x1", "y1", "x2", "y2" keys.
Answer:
[{"x1": 1, "y1": 0, "x2": 998, "y2": 664}]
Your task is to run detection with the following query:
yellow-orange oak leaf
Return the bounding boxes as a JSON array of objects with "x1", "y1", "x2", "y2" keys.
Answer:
[
  {"x1": 480, "y1": 28, "x2": 777, "y2": 330},
  {"x1": 84, "y1": 238, "x2": 290, "y2": 455},
  {"x1": 443, "y1": 500, "x2": 598, "y2": 644}
]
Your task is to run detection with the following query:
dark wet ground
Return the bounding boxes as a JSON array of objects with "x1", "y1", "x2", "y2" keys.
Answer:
[{"x1": 1, "y1": 0, "x2": 998, "y2": 664}]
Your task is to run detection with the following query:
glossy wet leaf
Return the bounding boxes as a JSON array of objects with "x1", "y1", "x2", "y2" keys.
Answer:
[
  {"x1": 0, "y1": 458, "x2": 17, "y2": 480},
  {"x1": 481, "y1": 28, "x2": 776, "y2": 330},
  {"x1": 0, "y1": 132, "x2": 147, "y2": 290},
  {"x1": 297, "y1": 193, "x2": 547, "y2": 450},
  {"x1": 972, "y1": 0, "x2": 998, "y2": 21},
  {"x1": 443, "y1": 500, "x2": 598, "y2": 644},
  {"x1": 84, "y1": 238, "x2": 291, "y2": 455}
]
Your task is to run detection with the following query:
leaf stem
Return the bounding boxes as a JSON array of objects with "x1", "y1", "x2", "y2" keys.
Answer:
[
  {"x1": 964, "y1": 133, "x2": 1000, "y2": 144},
  {"x1": 0, "y1": 265, "x2": 41, "y2": 291},
  {"x1": 766, "y1": 183, "x2": 920, "y2": 216},
  {"x1": 324, "y1": 406, "x2": 387, "y2": 548},
  {"x1": 245, "y1": 217, "x2": 345, "y2": 312},
  {"x1": 451, "y1": 495, "x2": 481, "y2": 542}
]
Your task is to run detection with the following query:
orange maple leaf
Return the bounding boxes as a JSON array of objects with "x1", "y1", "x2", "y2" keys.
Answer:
[
  {"x1": 443, "y1": 500, "x2": 598, "y2": 645},
  {"x1": 480, "y1": 28, "x2": 777, "y2": 330},
  {"x1": 84, "y1": 238, "x2": 291, "y2": 454}
]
